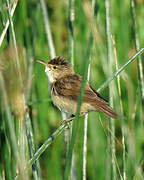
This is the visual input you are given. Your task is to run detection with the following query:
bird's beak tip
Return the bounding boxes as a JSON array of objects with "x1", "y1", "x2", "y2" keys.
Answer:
[{"x1": 36, "y1": 60, "x2": 47, "y2": 66}]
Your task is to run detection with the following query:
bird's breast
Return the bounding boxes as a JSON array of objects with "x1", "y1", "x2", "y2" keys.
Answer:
[
  {"x1": 51, "y1": 86, "x2": 89, "y2": 114},
  {"x1": 51, "y1": 91, "x2": 77, "y2": 114}
]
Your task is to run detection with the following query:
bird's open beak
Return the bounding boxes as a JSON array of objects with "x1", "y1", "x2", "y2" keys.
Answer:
[{"x1": 36, "y1": 60, "x2": 47, "y2": 66}]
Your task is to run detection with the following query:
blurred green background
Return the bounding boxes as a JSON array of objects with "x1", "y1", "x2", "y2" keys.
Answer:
[{"x1": 0, "y1": 0, "x2": 144, "y2": 179}]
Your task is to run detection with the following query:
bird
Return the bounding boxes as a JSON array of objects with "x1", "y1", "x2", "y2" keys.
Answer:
[{"x1": 37, "y1": 56, "x2": 117, "y2": 119}]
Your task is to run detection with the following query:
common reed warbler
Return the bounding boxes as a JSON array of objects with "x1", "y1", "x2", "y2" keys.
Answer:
[{"x1": 37, "y1": 56, "x2": 117, "y2": 119}]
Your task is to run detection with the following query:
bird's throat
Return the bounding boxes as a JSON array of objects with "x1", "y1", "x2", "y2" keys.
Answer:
[{"x1": 45, "y1": 66, "x2": 55, "y2": 83}]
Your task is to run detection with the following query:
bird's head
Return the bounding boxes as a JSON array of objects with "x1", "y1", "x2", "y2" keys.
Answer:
[{"x1": 37, "y1": 56, "x2": 74, "y2": 83}]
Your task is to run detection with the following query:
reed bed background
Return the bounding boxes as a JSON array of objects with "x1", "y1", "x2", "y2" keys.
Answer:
[{"x1": 0, "y1": 0, "x2": 144, "y2": 179}]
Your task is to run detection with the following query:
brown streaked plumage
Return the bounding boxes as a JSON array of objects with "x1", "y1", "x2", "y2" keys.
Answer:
[{"x1": 37, "y1": 56, "x2": 117, "y2": 119}]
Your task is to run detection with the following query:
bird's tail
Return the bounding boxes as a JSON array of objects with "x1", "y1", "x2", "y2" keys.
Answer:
[{"x1": 98, "y1": 104, "x2": 118, "y2": 119}]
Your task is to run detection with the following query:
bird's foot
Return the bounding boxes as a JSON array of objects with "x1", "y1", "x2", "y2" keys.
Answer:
[{"x1": 60, "y1": 115, "x2": 75, "y2": 129}]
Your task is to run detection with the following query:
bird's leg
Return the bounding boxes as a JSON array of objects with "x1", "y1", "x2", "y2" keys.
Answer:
[{"x1": 60, "y1": 114, "x2": 75, "y2": 128}]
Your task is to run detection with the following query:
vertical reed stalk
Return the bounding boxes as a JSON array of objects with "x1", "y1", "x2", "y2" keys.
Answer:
[
  {"x1": 40, "y1": 0, "x2": 56, "y2": 58},
  {"x1": 82, "y1": 1, "x2": 94, "y2": 178},
  {"x1": 68, "y1": 0, "x2": 76, "y2": 179},
  {"x1": 112, "y1": 36, "x2": 126, "y2": 180},
  {"x1": 68, "y1": 0, "x2": 74, "y2": 66},
  {"x1": 105, "y1": 0, "x2": 116, "y2": 179},
  {"x1": 64, "y1": 34, "x2": 93, "y2": 180},
  {"x1": 131, "y1": 0, "x2": 144, "y2": 122},
  {"x1": 82, "y1": 62, "x2": 91, "y2": 180}
]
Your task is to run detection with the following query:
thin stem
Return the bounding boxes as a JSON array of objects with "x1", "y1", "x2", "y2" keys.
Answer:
[
  {"x1": 83, "y1": 60, "x2": 91, "y2": 180},
  {"x1": 24, "y1": 113, "x2": 40, "y2": 180},
  {"x1": 68, "y1": 0, "x2": 75, "y2": 66},
  {"x1": 25, "y1": 57, "x2": 34, "y2": 103},
  {"x1": 105, "y1": 0, "x2": 116, "y2": 179},
  {"x1": 97, "y1": 48, "x2": 144, "y2": 92},
  {"x1": 131, "y1": 0, "x2": 144, "y2": 122},
  {"x1": 83, "y1": 113, "x2": 88, "y2": 180},
  {"x1": 82, "y1": 61, "x2": 91, "y2": 180},
  {"x1": 28, "y1": 123, "x2": 67, "y2": 167},
  {"x1": 0, "y1": 0, "x2": 18, "y2": 47},
  {"x1": 82, "y1": 1, "x2": 95, "y2": 178},
  {"x1": 14, "y1": 122, "x2": 67, "y2": 179},
  {"x1": 64, "y1": 33, "x2": 93, "y2": 180},
  {"x1": 40, "y1": 0, "x2": 56, "y2": 58},
  {"x1": 68, "y1": 0, "x2": 75, "y2": 178},
  {"x1": 112, "y1": 35, "x2": 126, "y2": 180}
]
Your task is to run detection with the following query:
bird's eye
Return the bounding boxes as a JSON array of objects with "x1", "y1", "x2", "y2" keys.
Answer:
[{"x1": 53, "y1": 66, "x2": 56, "y2": 69}]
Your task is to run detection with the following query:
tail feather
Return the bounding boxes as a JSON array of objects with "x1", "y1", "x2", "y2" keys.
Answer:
[{"x1": 98, "y1": 105, "x2": 118, "y2": 119}]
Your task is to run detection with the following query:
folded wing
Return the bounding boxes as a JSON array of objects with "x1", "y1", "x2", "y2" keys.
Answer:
[{"x1": 53, "y1": 74, "x2": 117, "y2": 119}]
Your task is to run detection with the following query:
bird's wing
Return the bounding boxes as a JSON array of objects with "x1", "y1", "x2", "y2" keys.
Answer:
[
  {"x1": 53, "y1": 74, "x2": 117, "y2": 119},
  {"x1": 53, "y1": 74, "x2": 82, "y2": 100},
  {"x1": 53, "y1": 74, "x2": 108, "y2": 105}
]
